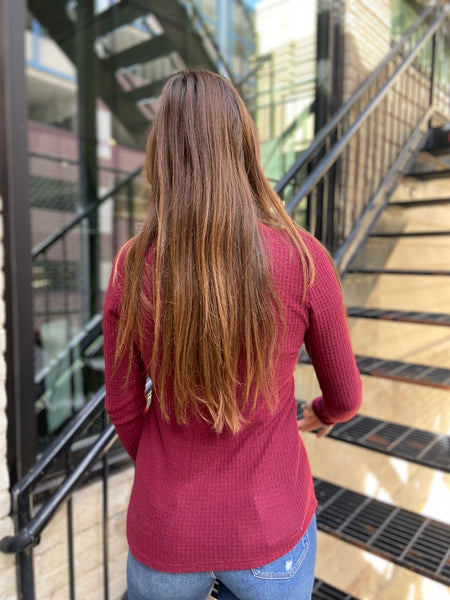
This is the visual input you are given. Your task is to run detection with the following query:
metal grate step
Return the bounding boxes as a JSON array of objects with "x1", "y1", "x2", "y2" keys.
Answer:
[
  {"x1": 407, "y1": 169, "x2": 450, "y2": 180},
  {"x1": 346, "y1": 307, "x2": 450, "y2": 326},
  {"x1": 347, "y1": 268, "x2": 450, "y2": 276},
  {"x1": 210, "y1": 579, "x2": 361, "y2": 600},
  {"x1": 314, "y1": 479, "x2": 450, "y2": 586},
  {"x1": 298, "y1": 353, "x2": 450, "y2": 389},
  {"x1": 388, "y1": 198, "x2": 450, "y2": 207},
  {"x1": 354, "y1": 355, "x2": 450, "y2": 389},
  {"x1": 312, "y1": 580, "x2": 361, "y2": 600},
  {"x1": 297, "y1": 404, "x2": 450, "y2": 473},
  {"x1": 370, "y1": 230, "x2": 450, "y2": 237}
]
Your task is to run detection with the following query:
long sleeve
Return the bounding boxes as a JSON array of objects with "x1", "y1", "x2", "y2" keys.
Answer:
[
  {"x1": 303, "y1": 237, "x2": 362, "y2": 425},
  {"x1": 103, "y1": 255, "x2": 148, "y2": 461}
]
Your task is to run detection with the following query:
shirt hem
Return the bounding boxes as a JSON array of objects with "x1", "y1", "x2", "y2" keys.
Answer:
[{"x1": 128, "y1": 503, "x2": 317, "y2": 574}]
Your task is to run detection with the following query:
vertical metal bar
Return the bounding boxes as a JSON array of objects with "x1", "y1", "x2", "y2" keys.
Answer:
[
  {"x1": 16, "y1": 492, "x2": 35, "y2": 600},
  {"x1": 362, "y1": 111, "x2": 372, "y2": 206},
  {"x1": 351, "y1": 105, "x2": 361, "y2": 220},
  {"x1": 388, "y1": 75, "x2": 397, "y2": 170},
  {"x1": 77, "y1": 0, "x2": 99, "y2": 325},
  {"x1": 44, "y1": 250, "x2": 50, "y2": 334},
  {"x1": 66, "y1": 450, "x2": 76, "y2": 600},
  {"x1": 127, "y1": 180, "x2": 134, "y2": 241},
  {"x1": 429, "y1": 32, "x2": 436, "y2": 111},
  {"x1": 62, "y1": 236, "x2": 71, "y2": 341},
  {"x1": 405, "y1": 64, "x2": 412, "y2": 144},
  {"x1": 371, "y1": 103, "x2": 380, "y2": 198},
  {"x1": 0, "y1": 0, "x2": 37, "y2": 492},
  {"x1": 102, "y1": 410, "x2": 110, "y2": 600},
  {"x1": 381, "y1": 95, "x2": 389, "y2": 177}
]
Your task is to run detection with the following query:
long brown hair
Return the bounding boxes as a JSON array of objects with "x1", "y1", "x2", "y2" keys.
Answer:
[{"x1": 115, "y1": 69, "x2": 314, "y2": 433}]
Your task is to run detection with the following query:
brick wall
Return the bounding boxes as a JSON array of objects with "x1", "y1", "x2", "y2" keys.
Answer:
[
  {"x1": 0, "y1": 202, "x2": 17, "y2": 599},
  {"x1": 342, "y1": 0, "x2": 391, "y2": 100}
]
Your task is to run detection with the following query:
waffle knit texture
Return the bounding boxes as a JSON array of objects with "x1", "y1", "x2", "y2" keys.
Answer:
[{"x1": 103, "y1": 224, "x2": 362, "y2": 572}]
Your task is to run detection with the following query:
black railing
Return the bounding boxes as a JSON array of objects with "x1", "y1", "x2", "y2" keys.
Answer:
[
  {"x1": 0, "y1": 378, "x2": 152, "y2": 599},
  {"x1": 3, "y1": 6, "x2": 450, "y2": 600},
  {"x1": 276, "y1": 4, "x2": 449, "y2": 264},
  {"x1": 32, "y1": 161, "x2": 145, "y2": 440}
]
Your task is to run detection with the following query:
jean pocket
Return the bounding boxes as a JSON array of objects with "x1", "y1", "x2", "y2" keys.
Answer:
[{"x1": 251, "y1": 530, "x2": 310, "y2": 580}]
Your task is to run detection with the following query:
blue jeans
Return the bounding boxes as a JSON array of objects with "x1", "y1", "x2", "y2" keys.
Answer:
[{"x1": 127, "y1": 515, "x2": 316, "y2": 600}]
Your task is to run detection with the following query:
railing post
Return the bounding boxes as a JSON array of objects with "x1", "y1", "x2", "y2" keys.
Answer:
[
  {"x1": 76, "y1": 0, "x2": 99, "y2": 324},
  {"x1": 16, "y1": 492, "x2": 35, "y2": 599},
  {"x1": 429, "y1": 32, "x2": 437, "y2": 109},
  {"x1": 0, "y1": 0, "x2": 37, "y2": 490}
]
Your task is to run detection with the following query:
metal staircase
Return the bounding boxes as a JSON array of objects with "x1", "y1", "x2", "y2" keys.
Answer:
[
  {"x1": 28, "y1": 0, "x2": 240, "y2": 145},
  {"x1": 1, "y1": 5, "x2": 450, "y2": 600},
  {"x1": 309, "y1": 146, "x2": 450, "y2": 593}
]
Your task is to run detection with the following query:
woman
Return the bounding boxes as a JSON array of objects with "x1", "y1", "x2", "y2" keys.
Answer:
[{"x1": 103, "y1": 69, "x2": 362, "y2": 600}]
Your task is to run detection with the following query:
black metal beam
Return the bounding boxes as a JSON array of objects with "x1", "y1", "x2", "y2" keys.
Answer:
[
  {"x1": 101, "y1": 34, "x2": 173, "y2": 71},
  {"x1": 76, "y1": 0, "x2": 100, "y2": 323},
  {"x1": 0, "y1": 0, "x2": 36, "y2": 484},
  {"x1": 0, "y1": 1, "x2": 37, "y2": 596}
]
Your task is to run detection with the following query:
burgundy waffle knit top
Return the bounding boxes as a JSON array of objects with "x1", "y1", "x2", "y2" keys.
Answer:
[{"x1": 103, "y1": 224, "x2": 362, "y2": 573}]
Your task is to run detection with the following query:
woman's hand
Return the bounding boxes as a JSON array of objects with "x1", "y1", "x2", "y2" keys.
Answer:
[{"x1": 297, "y1": 403, "x2": 333, "y2": 438}]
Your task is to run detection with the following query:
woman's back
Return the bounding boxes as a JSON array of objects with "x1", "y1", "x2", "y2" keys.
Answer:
[
  {"x1": 103, "y1": 69, "x2": 361, "y2": 598},
  {"x1": 104, "y1": 222, "x2": 360, "y2": 572}
]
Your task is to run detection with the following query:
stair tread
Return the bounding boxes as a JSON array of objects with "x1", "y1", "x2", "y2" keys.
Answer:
[
  {"x1": 370, "y1": 230, "x2": 450, "y2": 237},
  {"x1": 95, "y1": 3, "x2": 148, "y2": 38},
  {"x1": 125, "y1": 78, "x2": 169, "y2": 104},
  {"x1": 347, "y1": 267, "x2": 450, "y2": 276},
  {"x1": 298, "y1": 353, "x2": 450, "y2": 389},
  {"x1": 314, "y1": 478, "x2": 450, "y2": 586},
  {"x1": 210, "y1": 578, "x2": 361, "y2": 600},
  {"x1": 101, "y1": 35, "x2": 173, "y2": 71},
  {"x1": 407, "y1": 169, "x2": 450, "y2": 180},
  {"x1": 346, "y1": 307, "x2": 450, "y2": 326},
  {"x1": 389, "y1": 197, "x2": 450, "y2": 207},
  {"x1": 297, "y1": 403, "x2": 450, "y2": 473}
]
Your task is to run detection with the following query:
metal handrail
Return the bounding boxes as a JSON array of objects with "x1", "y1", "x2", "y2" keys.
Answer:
[
  {"x1": 285, "y1": 6, "x2": 446, "y2": 214},
  {"x1": 34, "y1": 313, "x2": 102, "y2": 388},
  {"x1": 274, "y1": 4, "x2": 437, "y2": 195},
  {"x1": 0, "y1": 423, "x2": 117, "y2": 553},
  {"x1": 286, "y1": 7, "x2": 447, "y2": 213},
  {"x1": 0, "y1": 377, "x2": 151, "y2": 554}
]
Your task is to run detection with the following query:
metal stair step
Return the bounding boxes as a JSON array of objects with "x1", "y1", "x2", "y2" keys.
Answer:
[
  {"x1": 95, "y1": 3, "x2": 148, "y2": 38},
  {"x1": 314, "y1": 479, "x2": 450, "y2": 586},
  {"x1": 347, "y1": 267, "x2": 450, "y2": 276},
  {"x1": 407, "y1": 169, "x2": 450, "y2": 180},
  {"x1": 298, "y1": 354, "x2": 450, "y2": 389},
  {"x1": 388, "y1": 198, "x2": 450, "y2": 207},
  {"x1": 125, "y1": 77, "x2": 169, "y2": 104},
  {"x1": 355, "y1": 355, "x2": 450, "y2": 388},
  {"x1": 370, "y1": 230, "x2": 450, "y2": 237},
  {"x1": 209, "y1": 578, "x2": 361, "y2": 600},
  {"x1": 101, "y1": 34, "x2": 173, "y2": 71},
  {"x1": 311, "y1": 580, "x2": 361, "y2": 600},
  {"x1": 297, "y1": 404, "x2": 450, "y2": 472},
  {"x1": 346, "y1": 307, "x2": 450, "y2": 326}
]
